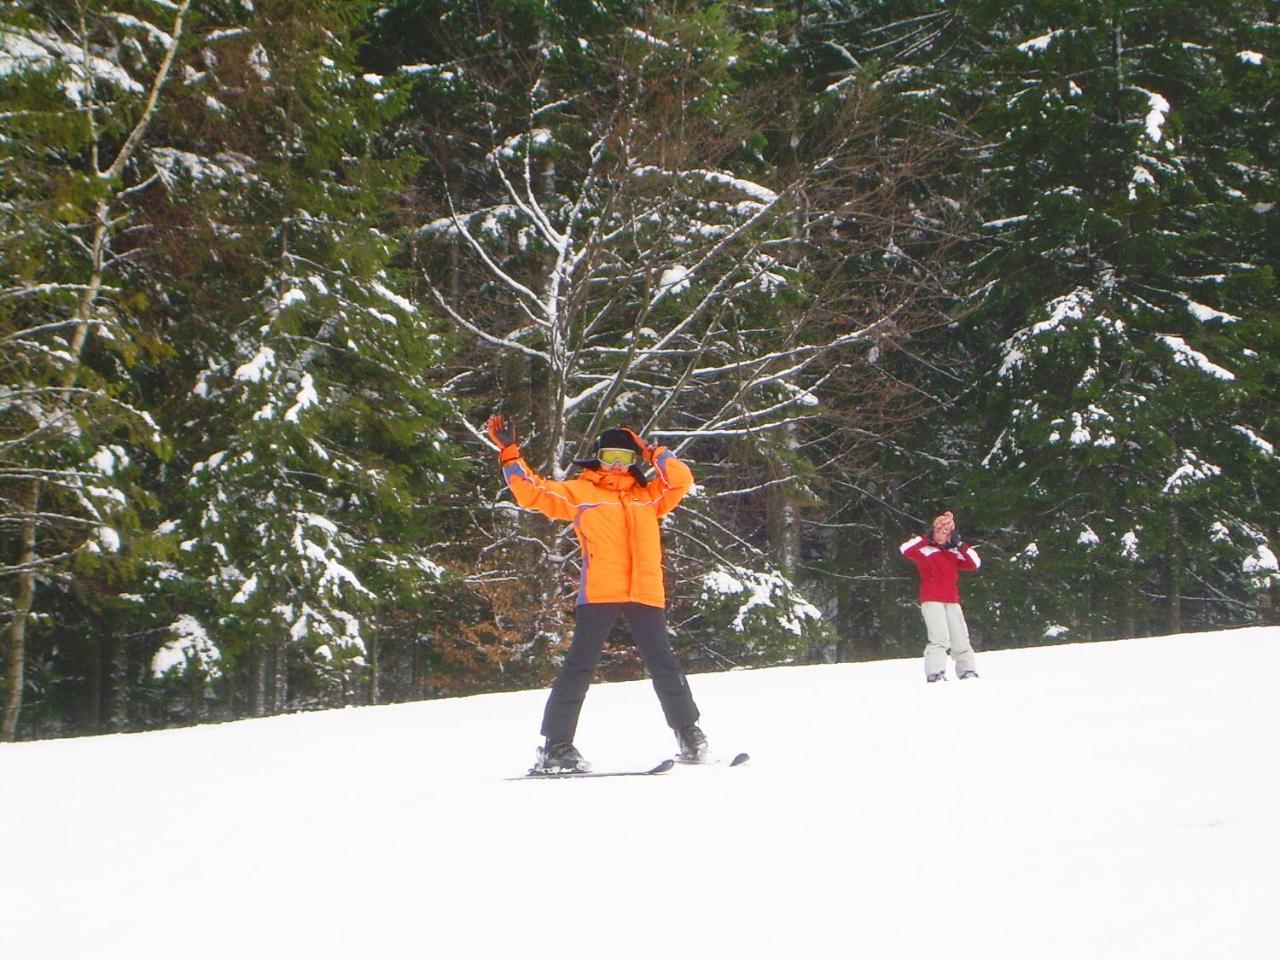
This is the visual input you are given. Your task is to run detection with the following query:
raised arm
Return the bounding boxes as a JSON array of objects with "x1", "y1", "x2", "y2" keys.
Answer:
[
  {"x1": 941, "y1": 515, "x2": 980, "y2": 572},
  {"x1": 948, "y1": 536, "x2": 981, "y2": 572},
  {"x1": 625, "y1": 429, "x2": 692, "y2": 517},
  {"x1": 487, "y1": 415, "x2": 578, "y2": 522},
  {"x1": 900, "y1": 534, "x2": 931, "y2": 565}
]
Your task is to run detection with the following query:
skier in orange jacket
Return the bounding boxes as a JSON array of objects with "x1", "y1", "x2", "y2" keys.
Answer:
[{"x1": 486, "y1": 414, "x2": 708, "y2": 773}]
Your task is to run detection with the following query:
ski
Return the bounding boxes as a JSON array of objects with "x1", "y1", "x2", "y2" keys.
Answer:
[
  {"x1": 676, "y1": 751, "x2": 751, "y2": 767},
  {"x1": 506, "y1": 758, "x2": 676, "y2": 781}
]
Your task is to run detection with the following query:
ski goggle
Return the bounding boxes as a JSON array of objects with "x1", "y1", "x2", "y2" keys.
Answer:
[{"x1": 598, "y1": 447, "x2": 637, "y2": 466}]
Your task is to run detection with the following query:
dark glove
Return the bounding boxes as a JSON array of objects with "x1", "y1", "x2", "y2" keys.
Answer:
[
  {"x1": 622, "y1": 427, "x2": 655, "y2": 463},
  {"x1": 486, "y1": 414, "x2": 515, "y2": 450},
  {"x1": 946, "y1": 534, "x2": 963, "y2": 550}
]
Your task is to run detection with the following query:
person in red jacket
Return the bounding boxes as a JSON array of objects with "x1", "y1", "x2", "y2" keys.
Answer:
[
  {"x1": 900, "y1": 511, "x2": 981, "y2": 682},
  {"x1": 486, "y1": 414, "x2": 708, "y2": 773}
]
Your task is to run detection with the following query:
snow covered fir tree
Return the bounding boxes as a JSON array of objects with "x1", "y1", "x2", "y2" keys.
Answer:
[{"x1": 1, "y1": 0, "x2": 1276, "y2": 740}]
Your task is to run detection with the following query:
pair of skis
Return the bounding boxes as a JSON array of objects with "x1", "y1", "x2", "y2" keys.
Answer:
[{"x1": 510, "y1": 752, "x2": 750, "y2": 780}]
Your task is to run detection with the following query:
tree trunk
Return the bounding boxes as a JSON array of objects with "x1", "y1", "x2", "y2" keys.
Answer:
[
  {"x1": 2, "y1": 482, "x2": 39, "y2": 741},
  {"x1": 768, "y1": 482, "x2": 798, "y2": 579},
  {"x1": 876, "y1": 498, "x2": 899, "y2": 660},
  {"x1": 1270, "y1": 524, "x2": 1280, "y2": 624},
  {"x1": 224, "y1": 667, "x2": 238, "y2": 722},
  {"x1": 835, "y1": 571, "x2": 853, "y2": 662},
  {"x1": 102, "y1": 635, "x2": 128, "y2": 732},
  {"x1": 88, "y1": 635, "x2": 103, "y2": 734},
  {"x1": 271, "y1": 637, "x2": 288, "y2": 714},
  {"x1": 1167, "y1": 512, "x2": 1183, "y2": 634},
  {"x1": 412, "y1": 634, "x2": 422, "y2": 698},
  {"x1": 187, "y1": 666, "x2": 203, "y2": 725},
  {"x1": 249, "y1": 649, "x2": 267, "y2": 718}
]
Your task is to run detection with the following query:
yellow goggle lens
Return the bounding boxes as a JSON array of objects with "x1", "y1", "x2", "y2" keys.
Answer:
[{"x1": 598, "y1": 448, "x2": 637, "y2": 466}]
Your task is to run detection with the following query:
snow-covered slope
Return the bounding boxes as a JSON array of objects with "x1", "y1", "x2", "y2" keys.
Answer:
[{"x1": 3, "y1": 628, "x2": 1278, "y2": 959}]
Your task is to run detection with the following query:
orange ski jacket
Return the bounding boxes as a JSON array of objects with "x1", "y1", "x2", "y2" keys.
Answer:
[{"x1": 497, "y1": 444, "x2": 693, "y2": 607}]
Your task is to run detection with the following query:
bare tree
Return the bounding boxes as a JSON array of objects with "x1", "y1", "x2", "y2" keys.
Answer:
[{"x1": 408, "y1": 8, "x2": 967, "y2": 661}]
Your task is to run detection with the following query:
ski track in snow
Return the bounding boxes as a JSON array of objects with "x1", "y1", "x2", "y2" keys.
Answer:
[{"x1": 2, "y1": 627, "x2": 1278, "y2": 959}]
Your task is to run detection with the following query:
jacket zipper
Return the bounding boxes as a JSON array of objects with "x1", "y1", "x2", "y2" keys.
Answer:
[{"x1": 620, "y1": 488, "x2": 636, "y2": 600}]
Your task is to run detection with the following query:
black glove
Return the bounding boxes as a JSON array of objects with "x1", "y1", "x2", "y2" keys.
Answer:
[
  {"x1": 622, "y1": 428, "x2": 655, "y2": 463},
  {"x1": 946, "y1": 533, "x2": 963, "y2": 550}
]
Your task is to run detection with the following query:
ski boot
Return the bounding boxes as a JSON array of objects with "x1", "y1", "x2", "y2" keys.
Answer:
[
  {"x1": 957, "y1": 670, "x2": 979, "y2": 680},
  {"x1": 531, "y1": 739, "x2": 590, "y2": 774},
  {"x1": 926, "y1": 672, "x2": 947, "y2": 683},
  {"x1": 674, "y1": 723, "x2": 710, "y2": 763}
]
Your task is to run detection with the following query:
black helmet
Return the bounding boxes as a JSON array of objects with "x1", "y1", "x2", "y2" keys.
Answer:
[
  {"x1": 595, "y1": 428, "x2": 640, "y2": 455},
  {"x1": 574, "y1": 427, "x2": 648, "y2": 484}
]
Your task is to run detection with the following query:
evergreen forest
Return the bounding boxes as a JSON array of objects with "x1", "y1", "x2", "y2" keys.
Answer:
[{"x1": 2, "y1": 0, "x2": 1276, "y2": 740}]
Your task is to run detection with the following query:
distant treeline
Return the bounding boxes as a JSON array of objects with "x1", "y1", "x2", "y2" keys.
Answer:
[{"x1": 2, "y1": 1, "x2": 1275, "y2": 740}]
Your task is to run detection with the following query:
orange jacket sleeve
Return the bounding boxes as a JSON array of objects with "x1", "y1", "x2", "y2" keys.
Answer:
[
  {"x1": 646, "y1": 446, "x2": 693, "y2": 518},
  {"x1": 498, "y1": 446, "x2": 579, "y2": 521}
]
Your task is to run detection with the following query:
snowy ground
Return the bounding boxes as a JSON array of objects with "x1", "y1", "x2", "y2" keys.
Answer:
[{"x1": 3, "y1": 627, "x2": 1278, "y2": 959}]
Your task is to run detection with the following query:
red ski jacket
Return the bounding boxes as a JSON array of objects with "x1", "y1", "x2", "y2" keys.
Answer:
[{"x1": 900, "y1": 535, "x2": 981, "y2": 603}]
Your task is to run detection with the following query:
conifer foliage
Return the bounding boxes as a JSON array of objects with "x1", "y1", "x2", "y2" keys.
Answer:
[
  {"x1": 946, "y1": 1, "x2": 1277, "y2": 644},
  {"x1": 1, "y1": 1, "x2": 1275, "y2": 739},
  {"x1": 377, "y1": 1, "x2": 964, "y2": 668},
  {"x1": 782, "y1": 1, "x2": 1277, "y2": 654},
  {"x1": 2, "y1": 0, "x2": 457, "y2": 735}
]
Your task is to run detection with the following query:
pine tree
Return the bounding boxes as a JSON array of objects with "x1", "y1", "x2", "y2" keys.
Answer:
[
  {"x1": 370, "y1": 0, "x2": 968, "y2": 668},
  {"x1": 138, "y1": 0, "x2": 459, "y2": 718},
  {"x1": 884, "y1": 1, "x2": 1279, "y2": 644},
  {"x1": 2, "y1": 0, "x2": 461, "y2": 734},
  {"x1": 1, "y1": 0, "x2": 195, "y2": 737},
  {"x1": 775, "y1": 1, "x2": 1277, "y2": 652}
]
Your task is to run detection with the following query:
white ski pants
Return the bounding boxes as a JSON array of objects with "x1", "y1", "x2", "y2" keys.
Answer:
[{"x1": 919, "y1": 601, "x2": 976, "y2": 677}]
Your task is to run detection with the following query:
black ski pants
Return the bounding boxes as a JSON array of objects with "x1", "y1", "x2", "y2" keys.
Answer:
[{"x1": 540, "y1": 602, "x2": 699, "y2": 744}]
